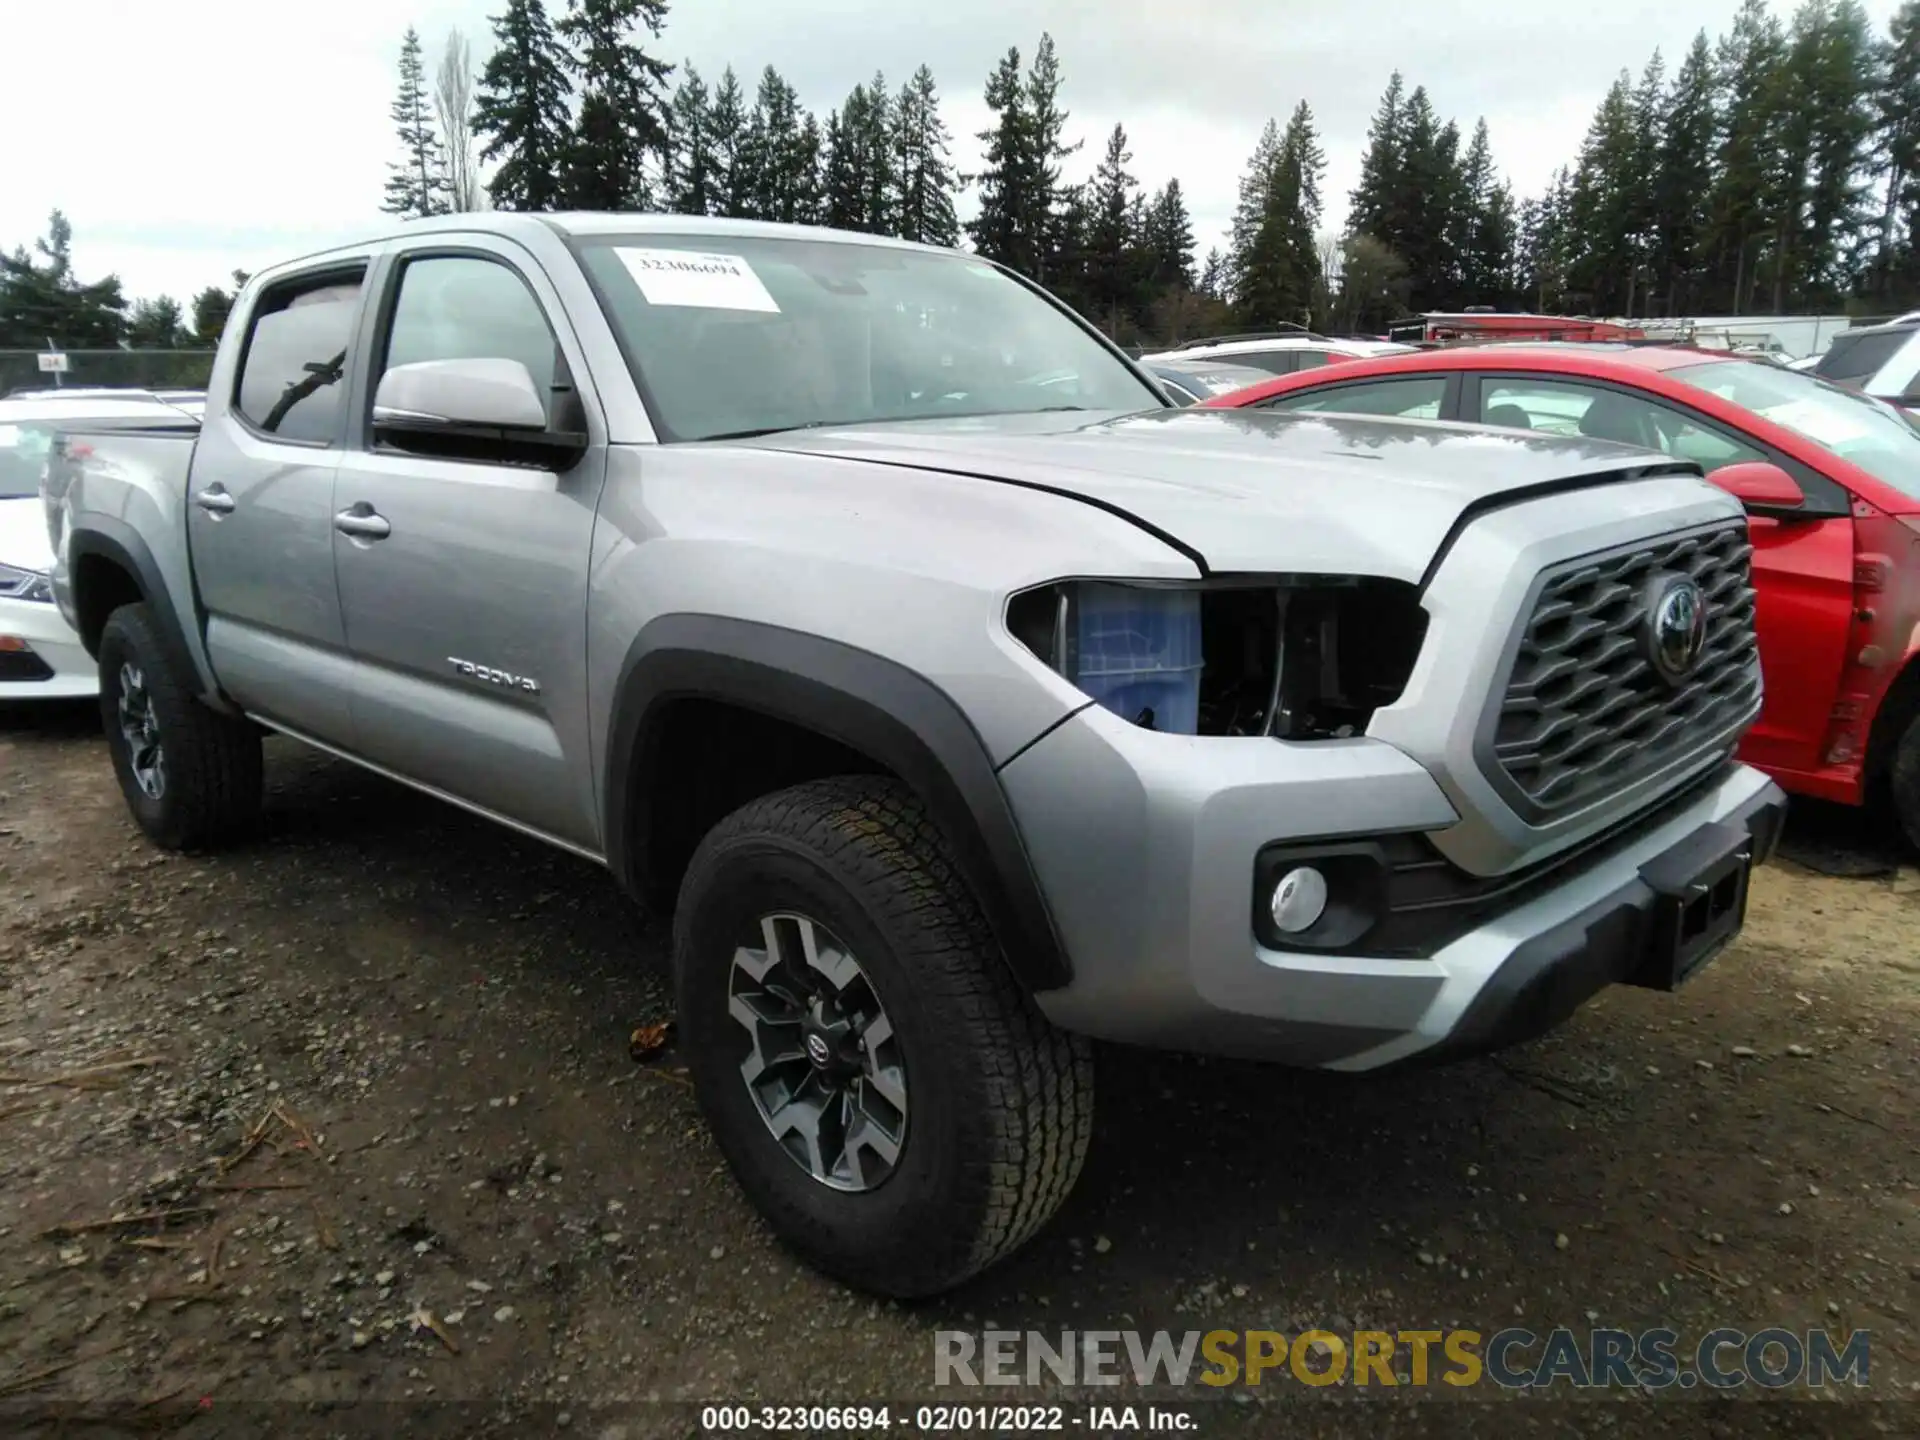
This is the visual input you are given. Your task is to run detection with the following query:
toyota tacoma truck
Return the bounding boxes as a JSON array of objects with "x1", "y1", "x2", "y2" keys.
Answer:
[{"x1": 42, "y1": 213, "x2": 1786, "y2": 1297}]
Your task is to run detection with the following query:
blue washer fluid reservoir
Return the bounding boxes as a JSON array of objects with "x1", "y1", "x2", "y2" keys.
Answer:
[{"x1": 1072, "y1": 584, "x2": 1203, "y2": 734}]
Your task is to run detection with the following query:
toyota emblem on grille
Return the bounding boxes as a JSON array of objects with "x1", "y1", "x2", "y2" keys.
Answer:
[{"x1": 1643, "y1": 573, "x2": 1709, "y2": 684}]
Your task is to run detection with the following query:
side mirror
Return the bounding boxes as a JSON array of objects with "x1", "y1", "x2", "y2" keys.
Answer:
[
  {"x1": 371, "y1": 358, "x2": 586, "y2": 468},
  {"x1": 1713, "y1": 460, "x2": 1805, "y2": 518},
  {"x1": 373, "y1": 358, "x2": 549, "y2": 432}
]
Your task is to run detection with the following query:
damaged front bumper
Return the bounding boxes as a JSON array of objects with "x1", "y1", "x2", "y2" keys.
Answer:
[{"x1": 1000, "y1": 700, "x2": 1785, "y2": 1070}]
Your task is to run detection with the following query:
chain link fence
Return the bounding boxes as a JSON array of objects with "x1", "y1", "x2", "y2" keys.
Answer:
[{"x1": 2, "y1": 349, "x2": 216, "y2": 396}]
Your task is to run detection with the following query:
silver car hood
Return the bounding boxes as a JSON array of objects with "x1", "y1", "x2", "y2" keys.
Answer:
[{"x1": 746, "y1": 407, "x2": 1686, "y2": 580}]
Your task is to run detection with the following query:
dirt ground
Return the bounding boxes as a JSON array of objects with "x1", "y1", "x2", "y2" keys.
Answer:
[{"x1": 1, "y1": 700, "x2": 1915, "y2": 1438}]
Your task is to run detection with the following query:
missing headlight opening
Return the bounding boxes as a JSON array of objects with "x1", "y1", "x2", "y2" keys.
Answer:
[{"x1": 1007, "y1": 578, "x2": 1428, "y2": 740}]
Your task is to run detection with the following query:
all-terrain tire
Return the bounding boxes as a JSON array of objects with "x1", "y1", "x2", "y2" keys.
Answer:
[
  {"x1": 98, "y1": 603, "x2": 263, "y2": 851},
  {"x1": 673, "y1": 775, "x2": 1093, "y2": 1297}
]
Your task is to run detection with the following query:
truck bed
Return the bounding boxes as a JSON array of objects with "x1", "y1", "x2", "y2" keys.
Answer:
[
  {"x1": 42, "y1": 420, "x2": 201, "y2": 522},
  {"x1": 44, "y1": 420, "x2": 209, "y2": 690}
]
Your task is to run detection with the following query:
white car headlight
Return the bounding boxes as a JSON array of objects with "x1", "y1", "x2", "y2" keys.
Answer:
[{"x1": 0, "y1": 562, "x2": 53, "y2": 604}]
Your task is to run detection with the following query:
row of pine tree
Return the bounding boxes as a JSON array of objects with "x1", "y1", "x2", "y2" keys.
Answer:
[
  {"x1": 0, "y1": 209, "x2": 245, "y2": 354},
  {"x1": 1525, "y1": 0, "x2": 1920, "y2": 322},
  {"x1": 398, "y1": 0, "x2": 1920, "y2": 339},
  {"x1": 4, "y1": 0, "x2": 1918, "y2": 353}
]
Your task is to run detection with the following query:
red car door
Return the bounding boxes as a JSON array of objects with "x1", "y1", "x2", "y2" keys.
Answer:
[
  {"x1": 1737, "y1": 510, "x2": 1857, "y2": 782},
  {"x1": 1465, "y1": 372, "x2": 1857, "y2": 784}
]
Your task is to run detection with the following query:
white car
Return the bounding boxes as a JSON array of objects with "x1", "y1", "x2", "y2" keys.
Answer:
[
  {"x1": 1140, "y1": 357, "x2": 1276, "y2": 404},
  {"x1": 1140, "y1": 330, "x2": 1416, "y2": 378},
  {"x1": 1, "y1": 392, "x2": 201, "y2": 700},
  {"x1": 1812, "y1": 320, "x2": 1920, "y2": 415}
]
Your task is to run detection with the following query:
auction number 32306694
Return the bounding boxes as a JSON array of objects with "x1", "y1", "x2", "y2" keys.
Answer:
[{"x1": 699, "y1": 1405, "x2": 1195, "y2": 1432}]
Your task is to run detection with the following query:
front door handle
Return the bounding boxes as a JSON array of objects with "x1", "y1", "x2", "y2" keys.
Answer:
[
  {"x1": 334, "y1": 504, "x2": 391, "y2": 542},
  {"x1": 193, "y1": 486, "x2": 235, "y2": 515}
]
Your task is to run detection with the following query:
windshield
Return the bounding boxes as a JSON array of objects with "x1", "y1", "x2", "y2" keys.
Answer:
[
  {"x1": 1670, "y1": 359, "x2": 1920, "y2": 501},
  {"x1": 576, "y1": 235, "x2": 1159, "y2": 441},
  {"x1": 0, "y1": 423, "x2": 53, "y2": 499}
]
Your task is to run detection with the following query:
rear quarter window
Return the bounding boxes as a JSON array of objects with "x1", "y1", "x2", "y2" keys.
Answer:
[{"x1": 1224, "y1": 351, "x2": 1300, "y2": 376}]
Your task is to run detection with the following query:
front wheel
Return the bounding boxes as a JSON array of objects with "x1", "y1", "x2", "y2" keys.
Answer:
[
  {"x1": 98, "y1": 604, "x2": 262, "y2": 851},
  {"x1": 673, "y1": 776, "x2": 1093, "y2": 1297},
  {"x1": 1891, "y1": 707, "x2": 1920, "y2": 855}
]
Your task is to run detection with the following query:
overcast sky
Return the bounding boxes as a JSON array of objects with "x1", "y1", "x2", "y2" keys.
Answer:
[{"x1": 1, "y1": 0, "x2": 1903, "y2": 306}]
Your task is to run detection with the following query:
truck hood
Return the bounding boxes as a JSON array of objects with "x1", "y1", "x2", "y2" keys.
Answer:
[
  {"x1": 0, "y1": 496, "x2": 53, "y2": 572},
  {"x1": 744, "y1": 408, "x2": 1688, "y2": 579}
]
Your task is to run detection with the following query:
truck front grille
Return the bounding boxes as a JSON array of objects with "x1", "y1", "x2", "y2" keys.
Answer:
[{"x1": 1484, "y1": 522, "x2": 1759, "y2": 820}]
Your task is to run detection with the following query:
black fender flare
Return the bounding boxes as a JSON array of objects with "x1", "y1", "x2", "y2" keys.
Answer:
[
  {"x1": 66, "y1": 520, "x2": 200, "y2": 681},
  {"x1": 603, "y1": 614, "x2": 1072, "y2": 993}
]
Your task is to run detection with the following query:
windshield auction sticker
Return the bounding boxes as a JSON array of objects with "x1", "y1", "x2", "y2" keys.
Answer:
[{"x1": 615, "y1": 248, "x2": 780, "y2": 312}]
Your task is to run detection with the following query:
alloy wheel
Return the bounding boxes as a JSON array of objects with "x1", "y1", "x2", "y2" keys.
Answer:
[
  {"x1": 728, "y1": 912, "x2": 908, "y2": 1192},
  {"x1": 116, "y1": 662, "x2": 166, "y2": 800}
]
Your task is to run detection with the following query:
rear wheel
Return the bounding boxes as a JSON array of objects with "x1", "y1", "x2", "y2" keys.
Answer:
[
  {"x1": 673, "y1": 776, "x2": 1093, "y2": 1296},
  {"x1": 98, "y1": 604, "x2": 262, "y2": 851}
]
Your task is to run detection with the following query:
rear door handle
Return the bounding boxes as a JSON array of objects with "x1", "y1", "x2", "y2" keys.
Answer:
[
  {"x1": 334, "y1": 505, "x2": 391, "y2": 542},
  {"x1": 193, "y1": 486, "x2": 235, "y2": 515}
]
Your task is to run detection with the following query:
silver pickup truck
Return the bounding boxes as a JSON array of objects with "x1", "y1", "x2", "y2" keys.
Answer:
[{"x1": 42, "y1": 213, "x2": 1786, "y2": 1296}]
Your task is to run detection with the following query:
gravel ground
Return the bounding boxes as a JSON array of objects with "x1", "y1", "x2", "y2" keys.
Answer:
[{"x1": 1, "y1": 701, "x2": 1915, "y2": 1438}]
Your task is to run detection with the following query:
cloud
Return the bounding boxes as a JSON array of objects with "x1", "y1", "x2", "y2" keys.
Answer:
[{"x1": 0, "y1": 0, "x2": 1902, "y2": 303}]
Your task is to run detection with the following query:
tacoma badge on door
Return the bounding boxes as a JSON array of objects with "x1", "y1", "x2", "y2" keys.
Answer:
[{"x1": 447, "y1": 656, "x2": 541, "y2": 693}]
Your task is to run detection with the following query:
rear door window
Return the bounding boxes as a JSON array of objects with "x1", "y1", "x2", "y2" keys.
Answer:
[
  {"x1": 1227, "y1": 350, "x2": 1299, "y2": 376},
  {"x1": 234, "y1": 270, "x2": 366, "y2": 444},
  {"x1": 1262, "y1": 375, "x2": 1447, "y2": 420}
]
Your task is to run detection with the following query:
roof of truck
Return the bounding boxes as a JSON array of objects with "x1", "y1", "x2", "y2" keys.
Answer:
[
  {"x1": 271, "y1": 212, "x2": 961, "y2": 277},
  {"x1": 540, "y1": 213, "x2": 950, "y2": 251}
]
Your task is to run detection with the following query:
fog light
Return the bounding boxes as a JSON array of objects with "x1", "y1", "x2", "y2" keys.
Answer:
[{"x1": 1270, "y1": 867, "x2": 1328, "y2": 934}]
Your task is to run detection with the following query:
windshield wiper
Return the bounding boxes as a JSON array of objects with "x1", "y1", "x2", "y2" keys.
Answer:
[
  {"x1": 699, "y1": 405, "x2": 1098, "y2": 444},
  {"x1": 699, "y1": 417, "x2": 883, "y2": 442}
]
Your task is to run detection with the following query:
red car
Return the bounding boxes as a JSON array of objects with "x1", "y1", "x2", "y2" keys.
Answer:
[{"x1": 1204, "y1": 345, "x2": 1920, "y2": 845}]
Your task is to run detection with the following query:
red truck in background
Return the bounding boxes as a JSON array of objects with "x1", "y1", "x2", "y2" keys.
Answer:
[{"x1": 1386, "y1": 312, "x2": 1648, "y2": 345}]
